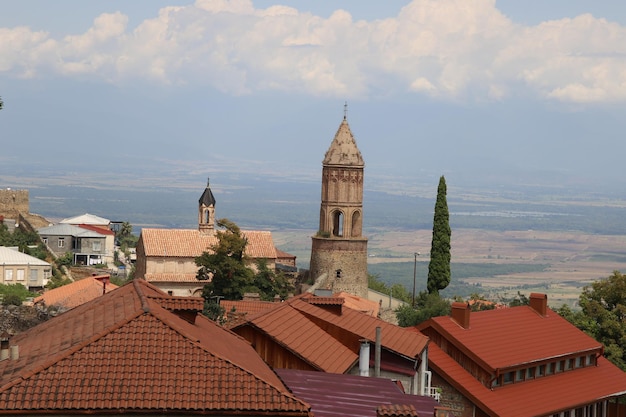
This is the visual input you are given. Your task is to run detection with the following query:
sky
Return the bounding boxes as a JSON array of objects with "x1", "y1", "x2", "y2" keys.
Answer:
[{"x1": 1, "y1": 0, "x2": 626, "y2": 194}]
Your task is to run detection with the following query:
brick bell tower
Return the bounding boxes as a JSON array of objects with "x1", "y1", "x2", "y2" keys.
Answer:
[{"x1": 308, "y1": 106, "x2": 368, "y2": 297}]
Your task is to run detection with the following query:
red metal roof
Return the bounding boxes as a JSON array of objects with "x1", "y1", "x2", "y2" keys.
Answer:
[
  {"x1": 276, "y1": 369, "x2": 438, "y2": 417},
  {"x1": 418, "y1": 305, "x2": 602, "y2": 370},
  {"x1": 0, "y1": 279, "x2": 310, "y2": 416},
  {"x1": 78, "y1": 223, "x2": 115, "y2": 235},
  {"x1": 235, "y1": 302, "x2": 358, "y2": 373},
  {"x1": 427, "y1": 343, "x2": 626, "y2": 417},
  {"x1": 291, "y1": 299, "x2": 428, "y2": 360}
]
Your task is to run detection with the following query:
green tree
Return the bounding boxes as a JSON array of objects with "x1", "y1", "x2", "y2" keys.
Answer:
[
  {"x1": 252, "y1": 259, "x2": 293, "y2": 301},
  {"x1": 116, "y1": 221, "x2": 138, "y2": 251},
  {"x1": 557, "y1": 271, "x2": 626, "y2": 371},
  {"x1": 427, "y1": 176, "x2": 451, "y2": 294},
  {"x1": 396, "y1": 291, "x2": 451, "y2": 327},
  {"x1": 196, "y1": 218, "x2": 254, "y2": 302},
  {"x1": 0, "y1": 283, "x2": 35, "y2": 305}
]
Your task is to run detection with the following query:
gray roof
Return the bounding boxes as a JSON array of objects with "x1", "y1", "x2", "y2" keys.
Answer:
[
  {"x1": 0, "y1": 246, "x2": 51, "y2": 266},
  {"x1": 38, "y1": 223, "x2": 104, "y2": 238}
]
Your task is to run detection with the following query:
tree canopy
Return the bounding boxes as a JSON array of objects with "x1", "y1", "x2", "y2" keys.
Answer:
[
  {"x1": 427, "y1": 175, "x2": 451, "y2": 294},
  {"x1": 396, "y1": 290, "x2": 451, "y2": 327},
  {"x1": 557, "y1": 271, "x2": 626, "y2": 371},
  {"x1": 195, "y1": 218, "x2": 293, "y2": 315}
]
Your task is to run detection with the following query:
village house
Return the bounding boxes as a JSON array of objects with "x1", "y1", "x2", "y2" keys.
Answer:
[
  {"x1": 135, "y1": 179, "x2": 295, "y2": 297},
  {"x1": 38, "y1": 223, "x2": 111, "y2": 266},
  {"x1": 228, "y1": 293, "x2": 436, "y2": 399},
  {"x1": 0, "y1": 246, "x2": 51, "y2": 290},
  {"x1": 415, "y1": 293, "x2": 626, "y2": 417},
  {"x1": 0, "y1": 278, "x2": 312, "y2": 417}
]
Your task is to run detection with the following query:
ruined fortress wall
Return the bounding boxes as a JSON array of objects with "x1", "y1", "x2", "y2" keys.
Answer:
[{"x1": 0, "y1": 189, "x2": 29, "y2": 217}]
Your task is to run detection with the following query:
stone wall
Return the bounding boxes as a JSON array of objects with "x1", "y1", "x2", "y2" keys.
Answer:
[
  {"x1": 309, "y1": 236, "x2": 368, "y2": 298},
  {"x1": 431, "y1": 371, "x2": 477, "y2": 417},
  {"x1": 0, "y1": 189, "x2": 29, "y2": 217}
]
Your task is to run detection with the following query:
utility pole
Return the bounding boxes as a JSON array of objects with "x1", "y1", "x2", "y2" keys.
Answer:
[{"x1": 412, "y1": 252, "x2": 420, "y2": 307}]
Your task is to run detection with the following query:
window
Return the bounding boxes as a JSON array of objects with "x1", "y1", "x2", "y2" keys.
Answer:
[
  {"x1": 16, "y1": 269, "x2": 24, "y2": 281},
  {"x1": 537, "y1": 365, "x2": 545, "y2": 377},
  {"x1": 526, "y1": 368, "x2": 534, "y2": 379},
  {"x1": 5, "y1": 270, "x2": 13, "y2": 281},
  {"x1": 515, "y1": 370, "x2": 524, "y2": 382},
  {"x1": 42, "y1": 237, "x2": 48, "y2": 245},
  {"x1": 336, "y1": 269, "x2": 342, "y2": 278},
  {"x1": 92, "y1": 241, "x2": 101, "y2": 251},
  {"x1": 30, "y1": 269, "x2": 38, "y2": 281},
  {"x1": 586, "y1": 354, "x2": 594, "y2": 366},
  {"x1": 546, "y1": 363, "x2": 554, "y2": 375},
  {"x1": 503, "y1": 372, "x2": 513, "y2": 384},
  {"x1": 565, "y1": 359, "x2": 573, "y2": 370},
  {"x1": 43, "y1": 269, "x2": 51, "y2": 279},
  {"x1": 575, "y1": 356, "x2": 582, "y2": 368},
  {"x1": 58, "y1": 238, "x2": 65, "y2": 248}
]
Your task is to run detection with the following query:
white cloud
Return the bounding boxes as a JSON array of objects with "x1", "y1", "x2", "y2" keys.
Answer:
[{"x1": 0, "y1": 0, "x2": 625, "y2": 103}]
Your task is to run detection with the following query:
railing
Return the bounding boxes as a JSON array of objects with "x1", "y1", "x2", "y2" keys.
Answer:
[{"x1": 426, "y1": 387, "x2": 442, "y2": 402}]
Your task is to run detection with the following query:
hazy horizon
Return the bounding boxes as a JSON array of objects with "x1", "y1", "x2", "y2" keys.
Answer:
[{"x1": 1, "y1": 1, "x2": 626, "y2": 191}]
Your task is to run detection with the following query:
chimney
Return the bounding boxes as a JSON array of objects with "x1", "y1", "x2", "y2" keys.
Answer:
[
  {"x1": 359, "y1": 339, "x2": 370, "y2": 377},
  {"x1": 451, "y1": 302, "x2": 471, "y2": 329},
  {"x1": 529, "y1": 293, "x2": 548, "y2": 316},
  {"x1": 375, "y1": 327, "x2": 381, "y2": 377},
  {"x1": 0, "y1": 332, "x2": 9, "y2": 361}
]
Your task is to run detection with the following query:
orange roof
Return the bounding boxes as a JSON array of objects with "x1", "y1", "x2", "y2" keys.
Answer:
[
  {"x1": 427, "y1": 343, "x2": 626, "y2": 416},
  {"x1": 419, "y1": 305, "x2": 602, "y2": 371},
  {"x1": 139, "y1": 228, "x2": 277, "y2": 259},
  {"x1": 291, "y1": 299, "x2": 428, "y2": 360},
  {"x1": 335, "y1": 291, "x2": 380, "y2": 317},
  {"x1": 234, "y1": 302, "x2": 358, "y2": 373},
  {"x1": 33, "y1": 275, "x2": 118, "y2": 310},
  {"x1": 221, "y1": 299, "x2": 280, "y2": 317},
  {"x1": 0, "y1": 279, "x2": 310, "y2": 416}
]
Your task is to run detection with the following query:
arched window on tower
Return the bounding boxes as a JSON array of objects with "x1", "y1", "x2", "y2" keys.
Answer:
[
  {"x1": 332, "y1": 210, "x2": 344, "y2": 237},
  {"x1": 351, "y1": 210, "x2": 362, "y2": 237}
]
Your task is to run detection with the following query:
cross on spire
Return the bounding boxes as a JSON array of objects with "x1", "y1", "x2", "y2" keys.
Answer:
[{"x1": 344, "y1": 101, "x2": 348, "y2": 120}]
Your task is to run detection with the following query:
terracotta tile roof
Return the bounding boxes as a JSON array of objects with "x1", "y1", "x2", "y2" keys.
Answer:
[
  {"x1": 276, "y1": 369, "x2": 438, "y2": 417},
  {"x1": 376, "y1": 404, "x2": 419, "y2": 417},
  {"x1": 0, "y1": 279, "x2": 310, "y2": 416},
  {"x1": 33, "y1": 275, "x2": 118, "y2": 310},
  {"x1": 427, "y1": 343, "x2": 626, "y2": 417},
  {"x1": 335, "y1": 291, "x2": 380, "y2": 317},
  {"x1": 276, "y1": 249, "x2": 296, "y2": 259},
  {"x1": 290, "y1": 299, "x2": 428, "y2": 360},
  {"x1": 139, "y1": 228, "x2": 277, "y2": 259},
  {"x1": 221, "y1": 299, "x2": 280, "y2": 317},
  {"x1": 144, "y1": 273, "x2": 199, "y2": 283},
  {"x1": 418, "y1": 305, "x2": 602, "y2": 371},
  {"x1": 234, "y1": 302, "x2": 358, "y2": 373}
]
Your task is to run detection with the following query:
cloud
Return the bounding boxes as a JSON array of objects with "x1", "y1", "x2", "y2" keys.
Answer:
[{"x1": 0, "y1": 0, "x2": 625, "y2": 103}]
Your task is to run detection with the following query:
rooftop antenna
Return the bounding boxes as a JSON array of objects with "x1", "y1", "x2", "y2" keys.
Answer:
[{"x1": 344, "y1": 101, "x2": 348, "y2": 120}]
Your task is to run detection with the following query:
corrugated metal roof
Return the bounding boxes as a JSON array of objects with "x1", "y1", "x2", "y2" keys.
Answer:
[
  {"x1": 0, "y1": 279, "x2": 310, "y2": 416},
  {"x1": 238, "y1": 302, "x2": 358, "y2": 373},
  {"x1": 0, "y1": 246, "x2": 50, "y2": 267},
  {"x1": 291, "y1": 299, "x2": 428, "y2": 360},
  {"x1": 139, "y1": 228, "x2": 277, "y2": 259},
  {"x1": 38, "y1": 223, "x2": 104, "y2": 238},
  {"x1": 276, "y1": 369, "x2": 438, "y2": 417},
  {"x1": 60, "y1": 213, "x2": 110, "y2": 225}
]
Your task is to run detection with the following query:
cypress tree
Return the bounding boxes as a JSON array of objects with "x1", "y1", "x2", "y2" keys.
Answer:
[{"x1": 427, "y1": 175, "x2": 451, "y2": 294}]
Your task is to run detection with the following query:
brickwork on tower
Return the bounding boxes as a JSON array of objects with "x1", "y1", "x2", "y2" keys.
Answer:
[{"x1": 308, "y1": 113, "x2": 369, "y2": 298}]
